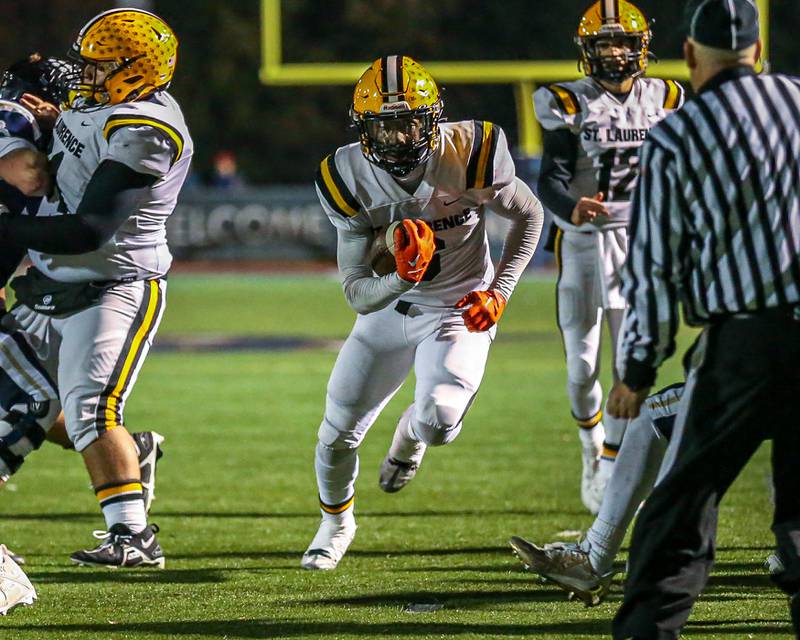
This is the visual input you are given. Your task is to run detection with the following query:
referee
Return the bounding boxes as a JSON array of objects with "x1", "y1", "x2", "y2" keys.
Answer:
[{"x1": 607, "y1": 0, "x2": 800, "y2": 636}]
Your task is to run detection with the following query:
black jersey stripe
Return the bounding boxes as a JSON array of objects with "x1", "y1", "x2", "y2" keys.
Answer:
[
  {"x1": 315, "y1": 154, "x2": 360, "y2": 218},
  {"x1": 465, "y1": 120, "x2": 497, "y2": 190},
  {"x1": 465, "y1": 120, "x2": 484, "y2": 189}
]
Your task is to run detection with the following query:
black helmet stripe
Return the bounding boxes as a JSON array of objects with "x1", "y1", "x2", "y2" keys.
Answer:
[{"x1": 601, "y1": 0, "x2": 620, "y2": 22}]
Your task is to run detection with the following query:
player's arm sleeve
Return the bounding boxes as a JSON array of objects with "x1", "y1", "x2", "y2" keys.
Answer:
[
  {"x1": 537, "y1": 128, "x2": 579, "y2": 222},
  {"x1": 486, "y1": 177, "x2": 544, "y2": 301},
  {"x1": 0, "y1": 159, "x2": 156, "y2": 254},
  {"x1": 620, "y1": 140, "x2": 689, "y2": 390},
  {"x1": 337, "y1": 228, "x2": 415, "y2": 315}
]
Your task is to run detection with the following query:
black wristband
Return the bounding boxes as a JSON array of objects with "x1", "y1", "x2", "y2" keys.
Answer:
[{"x1": 623, "y1": 358, "x2": 657, "y2": 391}]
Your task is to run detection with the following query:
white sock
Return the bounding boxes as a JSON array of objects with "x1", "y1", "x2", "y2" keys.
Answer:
[
  {"x1": 584, "y1": 517, "x2": 623, "y2": 575},
  {"x1": 321, "y1": 504, "x2": 355, "y2": 525},
  {"x1": 578, "y1": 423, "x2": 605, "y2": 452},
  {"x1": 585, "y1": 411, "x2": 669, "y2": 574},
  {"x1": 101, "y1": 499, "x2": 147, "y2": 534}
]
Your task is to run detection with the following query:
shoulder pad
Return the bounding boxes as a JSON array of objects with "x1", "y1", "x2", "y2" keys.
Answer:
[
  {"x1": 0, "y1": 100, "x2": 40, "y2": 144},
  {"x1": 315, "y1": 152, "x2": 361, "y2": 219}
]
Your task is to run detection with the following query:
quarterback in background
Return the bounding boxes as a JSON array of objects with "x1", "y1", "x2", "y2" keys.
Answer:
[
  {"x1": 0, "y1": 9, "x2": 192, "y2": 567},
  {"x1": 534, "y1": 0, "x2": 683, "y2": 513},
  {"x1": 303, "y1": 55, "x2": 543, "y2": 570}
]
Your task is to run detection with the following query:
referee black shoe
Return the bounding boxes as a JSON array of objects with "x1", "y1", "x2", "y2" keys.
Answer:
[
  {"x1": 132, "y1": 431, "x2": 165, "y2": 513},
  {"x1": 70, "y1": 524, "x2": 164, "y2": 569}
]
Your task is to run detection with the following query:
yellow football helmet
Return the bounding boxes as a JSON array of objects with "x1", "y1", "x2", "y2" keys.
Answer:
[
  {"x1": 67, "y1": 8, "x2": 178, "y2": 108},
  {"x1": 351, "y1": 55, "x2": 443, "y2": 177},
  {"x1": 576, "y1": 0, "x2": 652, "y2": 83}
]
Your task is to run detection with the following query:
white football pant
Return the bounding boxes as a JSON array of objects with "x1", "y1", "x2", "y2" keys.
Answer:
[
  {"x1": 9, "y1": 279, "x2": 166, "y2": 452},
  {"x1": 315, "y1": 301, "x2": 494, "y2": 509},
  {"x1": 555, "y1": 227, "x2": 628, "y2": 452}
]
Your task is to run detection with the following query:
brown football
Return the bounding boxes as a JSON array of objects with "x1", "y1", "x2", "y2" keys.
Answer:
[{"x1": 367, "y1": 224, "x2": 400, "y2": 276}]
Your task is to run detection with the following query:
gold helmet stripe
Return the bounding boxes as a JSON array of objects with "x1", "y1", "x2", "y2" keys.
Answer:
[
  {"x1": 466, "y1": 121, "x2": 498, "y2": 190},
  {"x1": 103, "y1": 116, "x2": 184, "y2": 164},
  {"x1": 663, "y1": 80, "x2": 683, "y2": 110},
  {"x1": 601, "y1": 0, "x2": 620, "y2": 21},
  {"x1": 547, "y1": 85, "x2": 579, "y2": 116},
  {"x1": 315, "y1": 154, "x2": 360, "y2": 218}
]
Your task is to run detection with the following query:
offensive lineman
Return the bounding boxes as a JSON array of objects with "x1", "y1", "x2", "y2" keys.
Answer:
[
  {"x1": 0, "y1": 55, "x2": 165, "y2": 519},
  {"x1": 0, "y1": 9, "x2": 192, "y2": 567},
  {"x1": 303, "y1": 55, "x2": 544, "y2": 570},
  {"x1": 534, "y1": 0, "x2": 684, "y2": 513}
]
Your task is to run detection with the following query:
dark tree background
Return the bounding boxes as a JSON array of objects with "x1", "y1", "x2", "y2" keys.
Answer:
[{"x1": 0, "y1": 1, "x2": 797, "y2": 184}]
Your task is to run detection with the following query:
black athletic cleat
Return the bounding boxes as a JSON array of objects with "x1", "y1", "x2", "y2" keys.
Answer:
[
  {"x1": 132, "y1": 432, "x2": 164, "y2": 513},
  {"x1": 70, "y1": 524, "x2": 165, "y2": 569}
]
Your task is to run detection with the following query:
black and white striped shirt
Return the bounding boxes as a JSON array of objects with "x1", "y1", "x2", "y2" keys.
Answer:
[{"x1": 622, "y1": 66, "x2": 800, "y2": 388}]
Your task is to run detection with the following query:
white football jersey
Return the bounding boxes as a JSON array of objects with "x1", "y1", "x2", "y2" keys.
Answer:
[
  {"x1": 29, "y1": 92, "x2": 193, "y2": 283},
  {"x1": 534, "y1": 76, "x2": 684, "y2": 231},
  {"x1": 315, "y1": 120, "x2": 516, "y2": 306}
]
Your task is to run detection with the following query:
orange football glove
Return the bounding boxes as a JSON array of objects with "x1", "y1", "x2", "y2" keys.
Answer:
[
  {"x1": 394, "y1": 219, "x2": 436, "y2": 283},
  {"x1": 455, "y1": 290, "x2": 507, "y2": 332}
]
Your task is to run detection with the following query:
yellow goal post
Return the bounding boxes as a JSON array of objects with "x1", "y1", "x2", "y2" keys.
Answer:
[{"x1": 260, "y1": 0, "x2": 770, "y2": 157}]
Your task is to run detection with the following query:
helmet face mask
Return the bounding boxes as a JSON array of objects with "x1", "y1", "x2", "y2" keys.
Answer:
[
  {"x1": 354, "y1": 107, "x2": 441, "y2": 177},
  {"x1": 583, "y1": 33, "x2": 647, "y2": 83},
  {"x1": 351, "y1": 56, "x2": 443, "y2": 177},
  {"x1": 66, "y1": 57, "x2": 126, "y2": 108},
  {"x1": 576, "y1": 1, "x2": 652, "y2": 84},
  {"x1": 65, "y1": 8, "x2": 178, "y2": 110},
  {"x1": 0, "y1": 53, "x2": 76, "y2": 107}
]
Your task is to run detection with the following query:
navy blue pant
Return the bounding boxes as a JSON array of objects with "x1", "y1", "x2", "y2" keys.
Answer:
[{"x1": 613, "y1": 308, "x2": 800, "y2": 639}]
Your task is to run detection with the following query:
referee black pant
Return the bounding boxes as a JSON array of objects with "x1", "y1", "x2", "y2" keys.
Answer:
[{"x1": 613, "y1": 306, "x2": 800, "y2": 639}]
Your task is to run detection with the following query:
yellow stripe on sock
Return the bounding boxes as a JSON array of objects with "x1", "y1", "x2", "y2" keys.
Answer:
[
  {"x1": 96, "y1": 482, "x2": 142, "y2": 502},
  {"x1": 320, "y1": 495, "x2": 354, "y2": 515},
  {"x1": 575, "y1": 410, "x2": 603, "y2": 429}
]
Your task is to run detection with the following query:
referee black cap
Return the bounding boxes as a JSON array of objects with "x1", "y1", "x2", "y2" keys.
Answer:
[{"x1": 684, "y1": 0, "x2": 759, "y2": 51}]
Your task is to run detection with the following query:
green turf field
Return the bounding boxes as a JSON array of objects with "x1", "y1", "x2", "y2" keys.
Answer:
[{"x1": 0, "y1": 274, "x2": 790, "y2": 639}]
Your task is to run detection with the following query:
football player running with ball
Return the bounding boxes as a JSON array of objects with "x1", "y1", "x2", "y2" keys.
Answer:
[
  {"x1": 0, "y1": 9, "x2": 192, "y2": 568},
  {"x1": 303, "y1": 55, "x2": 544, "y2": 570},
  {"x1": 534, "y1": 0, "x2": 684, "y2": 514}
]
